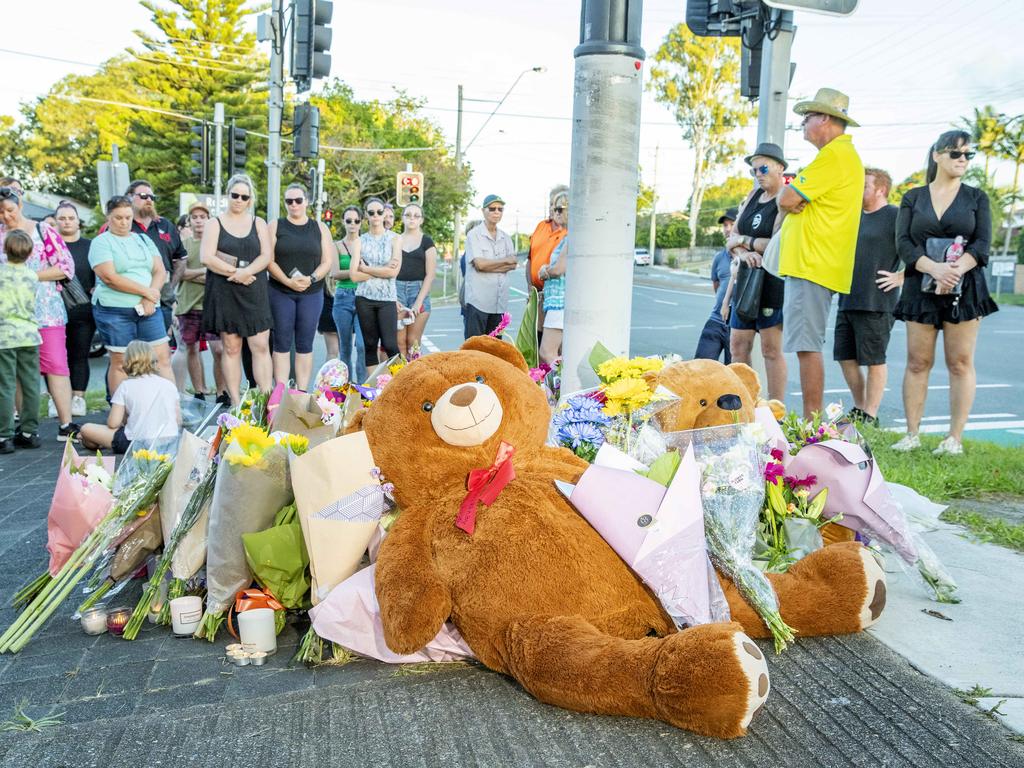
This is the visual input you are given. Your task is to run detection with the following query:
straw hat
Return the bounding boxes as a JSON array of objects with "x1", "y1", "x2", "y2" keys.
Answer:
[{"x1": 793, "y1": 88, "x2": 859, "y2": 128}]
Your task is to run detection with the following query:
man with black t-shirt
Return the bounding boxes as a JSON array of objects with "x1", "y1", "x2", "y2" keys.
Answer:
[
  {"x1": 834, "y1": 168, "x2": 904, "y2": 426},
  {"x1": 126, "y1": 180, "x2": 187, "y2": 334}
]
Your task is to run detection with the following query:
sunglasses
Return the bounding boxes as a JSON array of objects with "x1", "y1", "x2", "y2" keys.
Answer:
[
  {"x1": 749, "y1": 164, "x2": 771, "y2": 176},
  {"x1": 801, "y1": 112, "x2": 824, "y2": 125},
  {"x1": 553, "y1": 206, "x2": 566, "y2": 214},
  {"x1": 134, "y1": 192, "x2": 157, "y2": 201},
  {"x1": 343, "y1": 218, "x2": 361, "y2": 225},
  {"x1": 945, "y1": 150, "x2": 976, "y2": 160},
  {"x1": 285, "y1": 197, "x2": 304, "y2": 205},
  {"x1": 366, "y1": 209, "x2": 384, "y2": 216},
  {"x1": 230, "y1": 192, "x2": 251, "y2": 201},
  {"x1": 0, "y1": 187, "x2": 18, "y2": 201},
  {"x1": 486, "y1": 206, "x2": 504, "y2": 212}
]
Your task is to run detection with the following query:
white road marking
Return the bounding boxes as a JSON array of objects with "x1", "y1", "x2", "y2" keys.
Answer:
[
  {"x1": 891, "y1": 419, "x2": 1024, "y2": 435},
  {"x1": 895, "y1": 413, "x2": 1016, "y2": 423},
  {"x1": 510, "y1": 287, "x2": 528, "y2": 297},
  {"x1": 993, "y1": 330, "x2": 1024, "y2": 334},
  {"x1": 636, "y1": 284, "x2": 710, "y2": 299},
  {"x1": 653, "y1": 299, "x2": 677, "y2": 306},
  {"x1": 792, "y1": 383, "x2": 1014, "y2": 397},
  {"x1": 633, "y1": 324, "x2": 696, "y2": 330},
  {"x1": 421, "y1": 335, "x2": 441, "y2": 354}
]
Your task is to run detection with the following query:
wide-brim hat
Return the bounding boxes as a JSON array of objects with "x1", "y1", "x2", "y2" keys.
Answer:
[
  {"x1": 743, "y1": 142, "x2": 787, "y2": 170},
  {"x1": 718, "y1": 207, "x2": 739, "y2": 224},
  {"x1": 793, "y1": 87, "x2": 859, "y2": 127}
]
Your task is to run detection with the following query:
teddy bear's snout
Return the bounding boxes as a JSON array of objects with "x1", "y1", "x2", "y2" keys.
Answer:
[
  {"x1": 717, "y1": 394, "x2": 742, "y2": 411},
  {"x1": 430, "y1": 381, "x2": 505, "y2": 447}
]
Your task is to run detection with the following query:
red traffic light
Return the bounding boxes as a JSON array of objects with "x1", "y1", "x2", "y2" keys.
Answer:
[{"x1": 323, "y1": 208, "x2": 334, "y2": 221}]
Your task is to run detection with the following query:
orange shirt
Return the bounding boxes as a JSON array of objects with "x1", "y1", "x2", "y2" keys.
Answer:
[{"x1": 527, "y1": 219, "x2": 568, "y2": 290}]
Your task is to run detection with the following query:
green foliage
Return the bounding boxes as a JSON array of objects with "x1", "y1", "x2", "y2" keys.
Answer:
[
  {"x1": 940, "y1": 508, "x2": 1024, "y2": 553},
  {"x1": 860, "y1": 425, "x2": 1024, "y2": 501},
  {"x1": 891, "y1": 169, "x2": 925, "y2": 206},
  {"x1": 648, "y1": 24, "x2": 754, "y2": 249},
  {"x1": 655, "y1": 214, "x2": 692, "y2": 249},
  {"x1": 697, "y1": 174, "x2": 752, "y2": 235},
  {"x1": 308, "y1": 83, "x2": 470, "y2": 247}
]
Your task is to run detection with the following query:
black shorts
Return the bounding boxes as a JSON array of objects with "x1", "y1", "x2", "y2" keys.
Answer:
[
  {"x1": 111, "y1": 426, "x2": 131, "y2": 455},
  {"x1": 318, "y1": 288, "x2": 336, "y2": 334},
  {"x1": 833, "y1": 310, "x2": 895, "y2": 366}
]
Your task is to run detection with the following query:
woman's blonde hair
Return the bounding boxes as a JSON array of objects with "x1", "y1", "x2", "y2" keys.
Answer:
[
  {"x1": 226, "y1": 173, "x2": 256, "y2": 211},
  {"x1": 123, "y1": 340, "x2": 159, "y2": 377}
]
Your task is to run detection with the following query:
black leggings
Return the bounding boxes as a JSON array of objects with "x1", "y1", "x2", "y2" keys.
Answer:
[
  {"x1": 355, "y1": 296, "x2": 398, "y2": 365},
  {"x1": 65, "y1": 308, "x2": 96, "y2": 392}
]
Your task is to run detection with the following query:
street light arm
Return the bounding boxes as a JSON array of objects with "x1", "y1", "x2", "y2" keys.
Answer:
[{"x1": 463, "y1": 66, "x2": 545, "y2": 153}]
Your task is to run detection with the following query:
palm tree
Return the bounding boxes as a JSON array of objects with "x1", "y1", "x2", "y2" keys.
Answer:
[
  {"x1": 961, "y1": 105, "x2": 1007, "y2": 182},
  {"x1": 996, "y1": 115, "x2": 1024, "y2": 256}
]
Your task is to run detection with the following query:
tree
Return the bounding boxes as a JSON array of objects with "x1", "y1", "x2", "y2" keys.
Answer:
[
  {"x1": 891, "y1": 170, "x2": 925, "y2": 206},
  {"x1": 697, "y1": 174, "x2": 752, "y2": 241},
  {"x1": 307, "y1": 83, "x2": 471, "y2": 246},
  {"x1": 648, "y1": 24, "x2": 754, "y2": 249},
  {"x1": 961, "y1": 105, "x2": 1007, "y2": 182},
  {"x1": 995, "y1": 115, "x2": 1024, "y2": 256}
]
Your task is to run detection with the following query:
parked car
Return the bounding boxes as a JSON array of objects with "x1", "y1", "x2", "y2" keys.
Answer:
[{"x1": 633, "y1": 248, "x2": 652, "y2": 266}]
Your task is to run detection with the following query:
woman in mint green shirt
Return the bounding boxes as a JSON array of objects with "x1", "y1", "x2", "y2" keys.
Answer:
[{"x1": 88, "y1": 195, "x2": 172, "y2": 394}]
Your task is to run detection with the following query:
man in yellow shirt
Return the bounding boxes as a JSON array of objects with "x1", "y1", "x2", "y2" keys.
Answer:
[{"x1": 777, "y1": 87, "x2": 865, "y2": 418}]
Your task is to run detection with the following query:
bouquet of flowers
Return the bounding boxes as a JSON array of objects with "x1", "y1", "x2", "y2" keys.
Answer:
[
  {"x1": 780, "y1": 402, "x2": 849, "y2": 454},
  {"x1": 0, "y1": 447, "x2": 173, "y2": 653},
  {"x1": 665, "y1": 424, "x2": 795, "y2": 653},
  {"x1": 757, "y1": 449, "x2": 837, "y2": 573},
  {"x1": 551, "y1": 393, "x2": 611, "y2": 463},
  {"x1": 195, "y1": 424, "x2": 298, "y2": 640}
]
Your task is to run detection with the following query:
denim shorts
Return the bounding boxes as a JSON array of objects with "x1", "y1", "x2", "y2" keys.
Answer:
[
  {"x1": 92, "y1": 303, "x2": 169, "y2": 353},
  {"x1": 395, "y1": 280, "x2": 431, "y2": 313}
]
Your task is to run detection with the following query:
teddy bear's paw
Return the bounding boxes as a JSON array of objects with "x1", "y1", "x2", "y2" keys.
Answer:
[
  {"x1": 651, "y1": 623, "x2": 770, "y2": 738},
  {"x1": 858, "y1": 546, "x2": 887, "y2": 629}
]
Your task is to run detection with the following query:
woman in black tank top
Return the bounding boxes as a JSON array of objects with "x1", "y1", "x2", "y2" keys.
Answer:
[
  {"x1": 199, "y1": 174, "x2": 274, "y2": 405},
  {"x1": 267, "y1": 183, "x2": 334, "y2": 388},
  {"x1": 721, "y1": 145, "x2": 789, "y2": 401}
]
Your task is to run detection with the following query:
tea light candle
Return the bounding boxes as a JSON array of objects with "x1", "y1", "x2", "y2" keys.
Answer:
[
  {"x1": 80, "y1": 605, "x2": 108, "y2": 635},
  {"x1": 106, "y1": 607, "x2": 131, "y2": 636}
]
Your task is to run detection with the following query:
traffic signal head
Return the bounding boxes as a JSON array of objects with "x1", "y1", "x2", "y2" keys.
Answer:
[
  {"x1": 189, "y1": 123, "x2": 209, "y2": 187},
  {"x1": 228, "y1": 124, "x2": 248, "y2": 174},
  {"x1": 293, "y1": 104, "x2": 320, "y2": 159},
  {"x1": 395, "y1": 171, "x2": 424, "y2": 207},
  {"x1": 293, "y1": 0, "x2": 333, "y2": 93},
  {"x1": 323, "y1": 208, "x2": 333, "y2": 223}
]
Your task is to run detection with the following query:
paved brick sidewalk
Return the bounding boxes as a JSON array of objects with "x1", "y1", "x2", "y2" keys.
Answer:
[{"x1": 0, "y1": 423, "x2": 1022, "y2": 767}]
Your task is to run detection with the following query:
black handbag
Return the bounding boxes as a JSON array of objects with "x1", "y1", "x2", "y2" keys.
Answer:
[
  {"x1": 920, "y1": 237, "x2": 962, "y2": 295},
  {"x1": 59, "y1": 276, "x2": 91, "y2": 311},
  {"x1": 735, "y1": 266, "x2": 766, "y2": 323}
]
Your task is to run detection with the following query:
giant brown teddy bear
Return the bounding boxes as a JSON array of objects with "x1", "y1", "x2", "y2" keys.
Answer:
[{"x1": 358, "y1": 339, "x2": 886, "y2": 738}]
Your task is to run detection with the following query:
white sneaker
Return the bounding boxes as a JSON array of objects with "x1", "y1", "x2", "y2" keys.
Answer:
[
  {"x1": 47, "y1": 398, "x2": 58, "y2": 419},
  {"x1": 71, "y1": 395, "x2": 87, "y2": 417},
  {"x1": 892, "y1": 434, "x2": 921, "y2": 452},
  {"x1": 933, "y1": 436, "x2": 963, "y2": 456}
]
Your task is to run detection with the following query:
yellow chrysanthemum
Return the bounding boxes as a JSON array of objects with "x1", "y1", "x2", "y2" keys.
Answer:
[
  {"x1": 224, "y1": 451, "x2": 264, "y2": 467},
  {"x1": 227, "y1": 424, "x2": 275, "y2": 455},
  {"x1": 388, "y1": 360, "x2": 407, "y2": 376},
  {"x1": 602, "y1": 376, "x2": 654, "y2": 416},
  {"x1": 281, "y1": 433, "x2": 309, "y2": 455},
  {"x1": 597, "y1": 355, "x2": 664, "y2": 384}
]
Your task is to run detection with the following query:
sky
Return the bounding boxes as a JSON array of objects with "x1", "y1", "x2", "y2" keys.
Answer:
[{"x1": 4, "y1": 0, "x2": 1024, "y2": 232}]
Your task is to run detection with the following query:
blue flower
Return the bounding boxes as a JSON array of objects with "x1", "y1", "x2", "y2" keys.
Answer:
[{"x1": 557, "y1": 421, "x2": 605, "y2": 451}]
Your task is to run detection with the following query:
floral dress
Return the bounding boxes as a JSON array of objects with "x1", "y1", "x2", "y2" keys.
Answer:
[{"x1": 0, "y1": 222, "x2": 74, "y2": 328}]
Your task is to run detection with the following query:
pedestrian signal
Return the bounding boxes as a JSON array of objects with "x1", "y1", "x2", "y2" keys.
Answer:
[{"x1": 396, "y1": 171, "x2": 424, "y2": 207}]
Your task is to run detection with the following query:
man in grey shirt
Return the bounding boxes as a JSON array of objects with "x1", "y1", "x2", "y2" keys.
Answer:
[
  {"x1": 834, "y1": 167, "x2": 903, "y2": 426},
  {"x1": 463, "y1": 194, "x2": 517, "y2": 338}
]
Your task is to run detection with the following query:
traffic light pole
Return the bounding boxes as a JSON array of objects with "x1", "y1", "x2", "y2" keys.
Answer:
[
  {"x1": 267, "y1": 0, "x2": 285, "y2": 221},
  {"x1": 453, "y1": 84, "x2": 464, "y2": 289},
  {"x1": 213, "y1": 103, "x2": 224, "y2": 213},
  {"x1": 755, "y1": 8, "x2": 795, "y2": 148},
  {"x1": 561, "y1": 0, "x2": 645, "y2": 395}
]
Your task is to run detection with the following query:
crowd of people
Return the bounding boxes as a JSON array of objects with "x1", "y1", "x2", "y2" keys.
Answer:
[
  {"x1": 0, "y1": 172, "x2": 441, "y2": 454},
  {"x1": 695, "y1": 87, "x2": 998, "y2": 456}
]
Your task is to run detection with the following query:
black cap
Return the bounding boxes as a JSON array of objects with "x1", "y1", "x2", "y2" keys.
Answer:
[{"x1": 718, "y1": 207, "x2": 738, "y2": 224}]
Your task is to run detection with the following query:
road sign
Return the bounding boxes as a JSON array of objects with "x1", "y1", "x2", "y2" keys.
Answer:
[
  {"x1": 396, "y1": 171, "x2": 424, "y2": 207},
  {"x1": 96, "y1": 160, "x2": 130, "y2": 210},
  {"x1": 762, "y1": 0, "x2": 858, "y2": 16},
  {"x1": 992, "y1": 260, "x2": 1016, "y2": 278}
]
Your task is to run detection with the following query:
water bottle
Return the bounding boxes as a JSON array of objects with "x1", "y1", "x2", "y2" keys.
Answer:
[{"x1": 945, "y1": 236, "x2": 964, "y2": 263}]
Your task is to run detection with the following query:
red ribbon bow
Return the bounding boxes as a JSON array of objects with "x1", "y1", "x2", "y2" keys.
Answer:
[{"x1": 457, "y1": 441, "x2": 515, "y2": 535}]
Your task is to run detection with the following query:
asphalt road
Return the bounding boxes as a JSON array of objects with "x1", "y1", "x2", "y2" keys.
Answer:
[{"x1": 85, "y1": 263, "x2": 1024, "y2": 445}]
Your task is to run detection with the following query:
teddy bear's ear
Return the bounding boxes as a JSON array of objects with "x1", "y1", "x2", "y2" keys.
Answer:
[
  {"x1": 642, "y1": 369, "x2": 660, "y2": 390},
  {"x1": 461, "y1": 335, "x2": 529, "y2": 373},
  {"x1": 727, "y1": 362, "x2": 761, "y2": 402}
]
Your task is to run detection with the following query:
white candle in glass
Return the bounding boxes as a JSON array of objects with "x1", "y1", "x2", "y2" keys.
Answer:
[{"x1": 237, "y1": 608, "x2": 277, "y2": 654}]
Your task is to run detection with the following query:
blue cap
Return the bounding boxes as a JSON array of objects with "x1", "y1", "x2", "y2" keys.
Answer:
[{"x1": 482, "y1": 194, "x2": 505, "y2": 208}]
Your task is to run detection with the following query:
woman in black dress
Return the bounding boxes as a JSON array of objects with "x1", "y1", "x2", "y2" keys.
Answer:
[
  {"x1": 722, "y1": 143, "x2": 788, "y2": 401},
  {"x1": 200, "y1": 174, "x2": 274, "y2": 404},
  {"x1": 892, "y1": 130, "x2": 997, "y2": 456},
  {"x1": 267, "y1": 183, "x2": 334, "y2": 389}
]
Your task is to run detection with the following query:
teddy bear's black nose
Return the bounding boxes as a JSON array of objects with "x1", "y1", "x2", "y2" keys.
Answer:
[
  {"x1": 450, "y1": 385, "x2": 478, "y2": 407},
  {"x1": 717, "y1": 393, "x2": 742, "y2": 411}
]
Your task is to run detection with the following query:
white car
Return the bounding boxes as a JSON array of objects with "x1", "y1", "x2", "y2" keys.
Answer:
[{"x1": 633, "y1": 248, "x2": 652, "y2": 266}]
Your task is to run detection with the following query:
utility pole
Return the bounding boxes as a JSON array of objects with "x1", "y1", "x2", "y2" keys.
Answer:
[
  {"x1": 453, "y1": 85, "x2": 464, "y2": 288},
  {"x1": 212, "y1": 103, "x2": 225, "y2": 213},
  {"x1": 756, "y1": 8, "x2": 795, "y2": 148},
  {"x1": 266, "y1": 0, "x2": 285, "y2": 221},
  {"x1": 562, "y1": 0, "x2": 645, "y2": 394},
  {"x1": 315, "y1": 157, "x2": 326, "y2": 220},
  {"x1": 648, "y1": 144, "x2": 659, "y2": 256}
]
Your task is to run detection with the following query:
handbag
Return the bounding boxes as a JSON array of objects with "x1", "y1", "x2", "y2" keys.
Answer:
[
  {"x1": 735, "y1": 266, "x2": 766, "y2": 323},
  {"x1": 920, "y1": 237, "x2": 961, "y2": 295},
  {"x1": 59, "y1": 275, "x2": 91, "y2": 311}
]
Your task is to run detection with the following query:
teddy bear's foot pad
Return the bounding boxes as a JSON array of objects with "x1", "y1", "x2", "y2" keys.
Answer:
[{"x1": 652, "y1": 623, "x2": 770, "y2": 738}]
